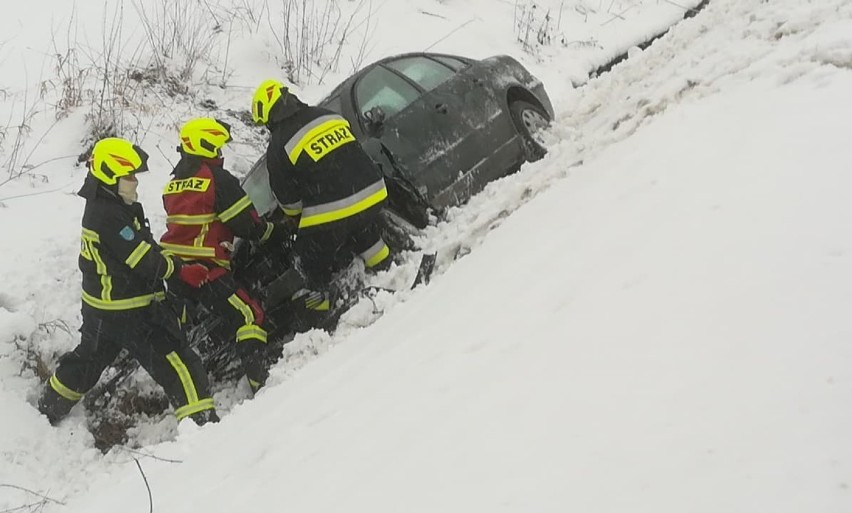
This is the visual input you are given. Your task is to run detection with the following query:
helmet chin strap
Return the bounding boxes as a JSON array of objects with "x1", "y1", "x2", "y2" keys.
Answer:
[{"x1": 117, "y1": 176, "x2": 139, "y2": 204}]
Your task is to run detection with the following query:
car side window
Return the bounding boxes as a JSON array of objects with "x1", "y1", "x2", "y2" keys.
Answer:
[
  {"x1": 385, "y1": 56, "x2": 456, "y2": 92},
  {"x1": 355, "y1": 67, "x2": 421, "y2": 119}
]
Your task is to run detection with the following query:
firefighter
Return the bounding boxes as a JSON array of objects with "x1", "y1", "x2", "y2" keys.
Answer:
[
  {"x1": 251, "y1": 79, "x2": 391, "y2": 315},
  {"x1": 38, "y1": 138, "x2": 218, "y2": 426},
  {"x1": 160, "y1": 117, "x2": 284, "y2": 392}
]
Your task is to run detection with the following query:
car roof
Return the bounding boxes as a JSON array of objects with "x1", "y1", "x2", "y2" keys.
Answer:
[{"x1": 320, "y1": 51, "x2": 476, "y2": 104}]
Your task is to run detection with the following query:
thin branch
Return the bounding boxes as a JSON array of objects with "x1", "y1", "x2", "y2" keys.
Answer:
[
  {"x1": 0, "y1": 485, "x2": 65, "y2": 506},
  {"x1": 424, "y1": 17, "x2": 478, "y2": 51},
  {"x1": 134, "y1": 458, "x2": 153, "y2": 513},
  {"x1": 0, "y1": 179, "x2": 78, "y2": 203},
  {"x1": 0, "y1": 500, "x2": 46, "y2": 513},
  {"x1": 121, "y1": 446, "x2": 183, "y2": 464}
]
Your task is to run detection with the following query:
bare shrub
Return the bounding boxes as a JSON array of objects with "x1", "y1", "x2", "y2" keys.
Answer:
[
  {"x1": 0, "y1": 92, "x2": 40, "y2": 188},
  {"x1": 223, "y1": 0, "x2": 271, "y2": 34},
  {"x1": 80, "y1": 3, "x2": 149, "y2": 145},
  {"x1": 133, "y1": 0, "x2": 218, "y2": 83},
  {"x1": 269, "y1": 0, "x2": 374, "y2": 84},
  {"x1": 514, "y1": 1, "x2": 564, "y2": 54}
]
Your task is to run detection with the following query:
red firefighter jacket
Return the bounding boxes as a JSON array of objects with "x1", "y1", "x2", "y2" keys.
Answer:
[{"x1": 160, "y1": 155, "x2": 272, "y2": 268}]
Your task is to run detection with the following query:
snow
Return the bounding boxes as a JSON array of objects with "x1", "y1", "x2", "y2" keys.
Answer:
[{"x1": 3, "y1": 0, "x2": 852, "y2": 511}]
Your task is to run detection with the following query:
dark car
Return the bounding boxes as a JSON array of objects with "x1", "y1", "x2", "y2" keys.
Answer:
[{"x1": 242, "y1": 51, "x2": 553, "y2": 230}]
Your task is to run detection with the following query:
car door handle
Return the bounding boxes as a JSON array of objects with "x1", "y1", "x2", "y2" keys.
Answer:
[{"x1": 435, "y1": 104, "x2": 449, "y2": 114}]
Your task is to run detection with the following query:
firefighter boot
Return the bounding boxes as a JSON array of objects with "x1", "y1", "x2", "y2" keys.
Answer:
[
  {"x1": 239, "y1": 340, "x2": 270, "y2": 394},
  {"x1": 37, "y1": 384, "x2": 79, "y2": 426},
  {"x1": 189, "y1": 408, "x2": 220, "y2": 426}
]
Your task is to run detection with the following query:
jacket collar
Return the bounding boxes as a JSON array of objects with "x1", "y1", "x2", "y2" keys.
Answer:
[{"x1": 172, "y1": 154, "x2": 224, "y2": 178}]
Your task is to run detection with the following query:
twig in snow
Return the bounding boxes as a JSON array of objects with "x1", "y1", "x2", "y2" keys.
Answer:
[
  {"x1": 120, "y1": 446, "x2": 183, "y2": 464},
  {"x1": 424, "y1": 17, "x2": 478, "y2": 51},
  {"x1": 134, "y1": 458, "x2": 153, "y2": 513},
  {"x1": 661, "y1": 0, "x2": 688, "y2": 9},
  {"x1": 0, "y1": 485, "x2": 65, "y2": 506},
  {"x1": 0, "y1": 501, "x2": 45, "y2": 512},
  {"x1": 155, "y1": 144, "x2": 176, "y2": 168},
  {"x1": 417, "y1": 10, "x2": 447, "y2": 19}
]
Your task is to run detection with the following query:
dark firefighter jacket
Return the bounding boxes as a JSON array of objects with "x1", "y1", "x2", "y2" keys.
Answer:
[
  {"x1": 160, "y1": 155, "x2": 273, "y2": 267},
  {"x1": 266, "y1": 106, "x2": 387, "y2": 229},
  {"x1": 78, "y1": 176, "x2": 177, "y2": 312}
]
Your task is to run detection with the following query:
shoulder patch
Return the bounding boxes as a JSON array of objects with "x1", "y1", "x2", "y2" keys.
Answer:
[{"x1": 119, "y1": 226, "x2": 135, "y2": 241}]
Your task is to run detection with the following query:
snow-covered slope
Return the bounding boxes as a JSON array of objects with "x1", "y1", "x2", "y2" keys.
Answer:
[{"x1": 3, "y1": 0, "x2": 852, "y2": 511}]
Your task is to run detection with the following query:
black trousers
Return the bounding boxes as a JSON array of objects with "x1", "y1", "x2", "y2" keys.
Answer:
[
  {"x1": 188, "y1": 269, "x2": 269, "y2": 388},
  {"x1": 294, "y1": 206, "x2": 390, "y2": 289},
  {"x1": 48, "y1": 302, "x2": 215, "y2": 421}
]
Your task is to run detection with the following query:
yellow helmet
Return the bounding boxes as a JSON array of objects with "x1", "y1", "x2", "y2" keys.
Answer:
[
  {"x1": 251, "y1": 79, "x2": 286, "y2": 125},
  {"x1": 89, "y1": 138, "x2": 149, "y2": 185},
  {"x1": 179, "y1": 117, "x2": 233, "y2": 158}
]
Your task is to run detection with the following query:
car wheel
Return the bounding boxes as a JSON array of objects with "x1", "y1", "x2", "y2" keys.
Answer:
[{"x1": 509, "y1": 100, "x2": 550, "y2": 162}]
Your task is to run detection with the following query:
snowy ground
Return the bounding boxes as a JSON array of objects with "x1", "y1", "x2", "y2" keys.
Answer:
[{"x1": 3, "y1": 0, "x2": 852, "y2": 511}]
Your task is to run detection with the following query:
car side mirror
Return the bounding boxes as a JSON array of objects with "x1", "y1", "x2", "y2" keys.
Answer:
[{"x1": 363, "y1": 106, "x2": 387, "y2": 137}]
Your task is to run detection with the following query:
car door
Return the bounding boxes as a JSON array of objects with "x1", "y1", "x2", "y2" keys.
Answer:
[
  {"x1": 354, "y1": 57, "x2": 486, "y2": 208},
  {"x1": 384, "y1": 55, "x2": 505, "y2": 208}
]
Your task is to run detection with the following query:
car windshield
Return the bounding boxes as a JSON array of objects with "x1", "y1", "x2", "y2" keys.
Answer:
[
  {"x1": 241, "y1": 158, "x2": 277, "y2": 215},
  {"x1": 355, "y1": 66, "x2": 421, "y2": 118},
  {"x1": 385, "y1": 56, "x2": 456, "y2": 92}
]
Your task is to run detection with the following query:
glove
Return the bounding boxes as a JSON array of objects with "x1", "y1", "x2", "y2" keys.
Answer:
[{"x1": 177, "y1": 263, "x2": 209, "y2": 288}]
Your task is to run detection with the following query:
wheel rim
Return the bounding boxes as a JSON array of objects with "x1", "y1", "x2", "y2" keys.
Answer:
[{"x1": 521, "y1": 108, "x2": 549, "y2": 143}]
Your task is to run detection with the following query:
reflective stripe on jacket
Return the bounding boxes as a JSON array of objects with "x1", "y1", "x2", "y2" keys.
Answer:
[
  {"x1": 77, "y1": 176, "x2": 175, "y2": 312},
  {"x1": 266, "y1": 106, "x2": 387, "y2": 229},
  {"x1": 160, "y1": 156, "x2": 270, "y2": 266}
]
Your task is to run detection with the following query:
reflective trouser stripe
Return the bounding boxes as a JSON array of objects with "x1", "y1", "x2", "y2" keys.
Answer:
[
  {"x1": 236, "y1": 324, "x2": 268, "y2": 344},
  {"x1": 281, "y1": 202, "x2": 302, "y2": 216},
  {"x1": 50, "y1": 374, "x2": 83, "y2": 402},
  {"x1": 165, "y1": 352, "x2": 199, "y2": 407},
  {"x1": 165, "y1": 353, "x2": 215, "y2": 421},
  {"x1": 227, "y1": 294, "x2": 255, "y2": 324},
  {"x1": 162, "y1": 255, "x2": 175, "y2": 280},
  {"x1": 307, "y1": 299, "x2": 330, "y2": 311},
  {"x1": 82, "y1": 291, "x2": 164, "y2": 311},
  {"x1": 125, "y1": 241, "x2": 152, "y2": 268},
  {"x1": 299, "y1": 180, "x2": 387, "y2": 228},
  {"x1": 174, "y1": 398, "x2": 216, "y2": 421},
  {"x1": 219, "y1": 196, "x2": 252, "y2": 223},
  {"x1": 259, "y1": 222, "x2": 274, "y2": 243},
  {"x1": 360, "y1": 240, "x2": 390, "y2": 268},
  {"x1": 302, "y1": 290, "x2": 330, "y2": 311}
]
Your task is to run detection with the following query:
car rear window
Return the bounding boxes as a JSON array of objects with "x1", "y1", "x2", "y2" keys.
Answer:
[
  {"x1": 355, "y1": 66, "x2": 421, "y2": 118},
  {"x1": 385, "y1": 56, "x2": 456, "y2": 92}
]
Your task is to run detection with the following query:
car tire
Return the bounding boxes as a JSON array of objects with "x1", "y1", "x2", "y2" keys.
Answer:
[{"x1": 509, "y1": 100, "x2": 550, "y2": 162}]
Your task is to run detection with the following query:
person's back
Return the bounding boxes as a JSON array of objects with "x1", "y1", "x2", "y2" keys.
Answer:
[
  {"x1": 253, "y1": 80, "x2": 393, "y2": 317},
  {"x1": 160, "y1": 118, "x2": 283, "y2": 393},
  {"x1": 267, "y1": 104, "x2": 385, "y2": 227}
]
